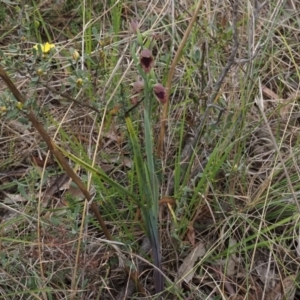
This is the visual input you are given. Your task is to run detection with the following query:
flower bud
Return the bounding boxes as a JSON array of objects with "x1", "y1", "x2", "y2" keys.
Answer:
[
  {"x1": 34, "y1": 20, "x2": 40, "y2": 28},
  {"x1": 140, "y1": 49, "x2": 153, "y2": 73},
  {"x1": 16, "y1": 102, "x2": 23, "y2": 110},
  {"x1": 130, "y1": 20, "x2": 139, "y2": 33},
  {"x1": 132, "y1": 80, "x2": 144, "y2": 93},
  {"x1": 153, "y1": 83, "x2": 167, "y2": 104},
  {"x1": 76, "y1": 78, "x2": 83, "y2": 86},
  {"x1": 72, "y1": 50, "x2": 80, "y2": 61},
  {"x1": 0, "y1": 106, "x2": 7, "y2": 113},
  {"x1": 36, "y1": 68, "x2": 43, "y2": 76}
]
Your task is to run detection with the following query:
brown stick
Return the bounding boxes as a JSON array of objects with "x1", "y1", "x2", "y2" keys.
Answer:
[{"x1": 0, "y1": 66, "x2": 146, "y2": 296}]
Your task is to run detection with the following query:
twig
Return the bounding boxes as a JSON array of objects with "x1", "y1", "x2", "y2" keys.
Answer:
[{"x1": 125, "y1": 97, "x2": 145, "y2": 116}]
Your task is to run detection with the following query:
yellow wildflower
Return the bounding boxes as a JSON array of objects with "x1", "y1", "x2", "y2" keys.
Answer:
[{"x1": 33, "y1": 42, "x2": 55, "y2": 54}]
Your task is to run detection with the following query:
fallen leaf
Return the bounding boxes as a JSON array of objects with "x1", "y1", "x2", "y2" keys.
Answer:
[
  {"x1": 42, "y1": 173, "x2": 70, "y2": 206},
  {"x1": 262, "y1": 85, "x2": 279, "y2": 100},
  {"x1": 282, "y1": 275, "x2": 296, "y2": 300},
  {"x1": 158, "y1": 197, "x2": 175, "y2": 206},
  {"x1": 279, "y1": 92, "x2": 300, "y2": 120},
  {"x1": 226, "y1": 238, "x2": 239, "y2": 277},
  {"x1": 186, "y1": 223, "x2": 195, "y2": 246},
  {"x1": 176, "y1": 241, "x2": 206, "y2": 285}
]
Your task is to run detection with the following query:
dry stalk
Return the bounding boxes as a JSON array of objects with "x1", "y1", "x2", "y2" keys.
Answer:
[{"x1": 157, "y1": 0, "x2": 204, "y2": 155}]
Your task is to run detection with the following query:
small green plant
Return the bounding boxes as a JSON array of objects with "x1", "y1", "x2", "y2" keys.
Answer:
[{"x1": 125, "y1": 24, "x2": 167, "y2": 292}]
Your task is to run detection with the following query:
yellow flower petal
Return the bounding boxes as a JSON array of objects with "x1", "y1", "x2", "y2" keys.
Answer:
[
  {"x1": 43, "y1": 42, "x2": 55, "y2": 53},
  {"x1": 33, "y1": 42, "x2": 55, "y2": 53}
]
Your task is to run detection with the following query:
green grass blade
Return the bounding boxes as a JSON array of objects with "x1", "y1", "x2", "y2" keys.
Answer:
[
  {"x1": 125, "y1": 115, "x2": 163, "y2": 293},
  {"x1": 55, "y1": 144, "x2": 137, "y2": 202},
  {"x1": 144, "y1": 110, "x2": 159, "y2": 216}
]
